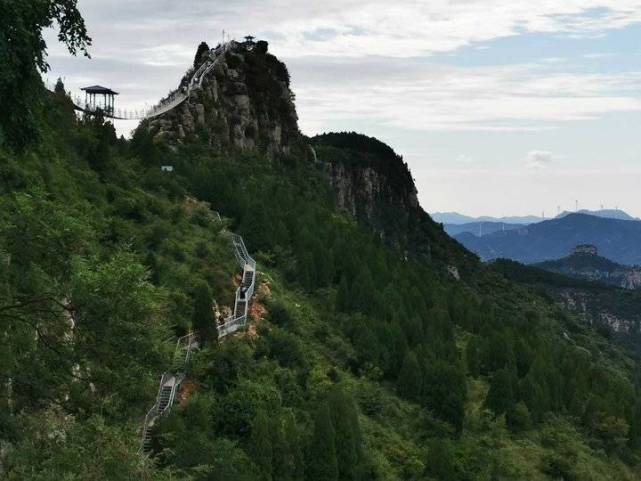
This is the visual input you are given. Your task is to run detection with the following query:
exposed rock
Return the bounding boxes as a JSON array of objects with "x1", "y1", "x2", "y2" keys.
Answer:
[
  {"x1": 147, "y1": 40, "x2": 298, "y2": 155},
  {"x1": 448, "y1": 265, "x2": 461, "y2": 281},
  {"x1": 573, "y1": 244, "x2": 599, "y2": 256}
]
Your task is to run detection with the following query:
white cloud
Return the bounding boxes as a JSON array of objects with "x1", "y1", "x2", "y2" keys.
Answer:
[
  {"x1": 293, "y1": 61, "x2": 641, "y2": 134},
  {"x1": 42, "y1": 1, "x2": 641, "y2": 136},
  {"x1": 525, "y1": 150, "x2": 554, "y2": 168}
]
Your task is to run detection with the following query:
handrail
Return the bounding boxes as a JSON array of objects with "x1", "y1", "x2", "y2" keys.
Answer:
[
  {"x1": 140, "y1": 227, "x2": 256, "y2": 454},
  {"x1": 62, "y1": 41, "x2": 234, "y2": 121},
  {"x1": 217, "y1": 232, "x2": 256, "y2": 338}
]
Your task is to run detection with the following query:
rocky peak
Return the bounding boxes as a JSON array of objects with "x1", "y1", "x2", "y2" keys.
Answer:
[
  {"x1": 572, "y1": 244, "x2": 598, "y2": 256},
  {"x1": 148, "y1": 38, "x2": 299, "y2": 155},
  {"x1": 312, "y1": 132, "x2": 420, "y2": 225}
]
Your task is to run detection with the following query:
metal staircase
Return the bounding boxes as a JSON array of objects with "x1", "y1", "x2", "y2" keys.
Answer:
[
  {"x1": 217, "y1": 234, "x2": 256, "y2": 338},
  {"x1": 139, "y1": 230, "x2": 256, "y2": 455}
]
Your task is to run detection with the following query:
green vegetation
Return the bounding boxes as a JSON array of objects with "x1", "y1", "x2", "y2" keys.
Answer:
[
  {"x1": 2, "y1": 15, "x2": 641, "y2": 481},
  {"x1": 0, "y1": 0, "x2": 91, "y2": 149}
]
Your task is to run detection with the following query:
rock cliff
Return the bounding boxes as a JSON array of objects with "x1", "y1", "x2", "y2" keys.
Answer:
[
  {"x1": 312, "y1": 132, "x2": 475, "y2": 268},
  {"x1": 148, "y1": 39, "x2": 299, "y2": 155},
  {"x1": 536, "y1": 246, "x2": 641, "y2": 289}
]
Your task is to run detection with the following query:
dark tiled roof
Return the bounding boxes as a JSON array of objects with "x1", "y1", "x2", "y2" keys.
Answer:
[{"x1": 81, "y1": 85, "x2": 119, "y2": 95}]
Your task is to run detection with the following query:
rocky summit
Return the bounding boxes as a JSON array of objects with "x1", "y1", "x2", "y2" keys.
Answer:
[{"x1": 148, "y1": 39, "x2": 299, "y2": 155}]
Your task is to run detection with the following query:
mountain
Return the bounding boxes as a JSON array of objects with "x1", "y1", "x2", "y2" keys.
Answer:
[
  {"x1": 431, "y1": 212, "x2": 542, "y2": 225},
  {"x1": 456, "y1": 213, "x2": 641, "y2": 265},
  {"x1": 444, "y1": 221, "x2": 522, "y2": 237},
  {"x1": 148, "y1": 39, "x2": 299, "y2": 154},
  {"x1": 492, "y1": 259, "x2": 641, "y2": 352},
  {"x1": 4, "y1": 28, "x2": 641, "y2": 481},
  {"x1": 557, "y1": 208, "x2": 638, "y2": 221},
  {"x1": 535, "y1": 245, "x2": 641, "y2": 289}
]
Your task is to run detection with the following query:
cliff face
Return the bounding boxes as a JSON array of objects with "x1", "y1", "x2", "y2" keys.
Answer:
[
  {"x1": 536, "y1": 248, "x2": 641, "y2": 290},
  {"x1": 149, "y1": 40, "x2": 299, "y2": 155},
  {"x1": 312, "y1": 132, "x2": 475, "y2": 268},
  {"x1": 313, "y1": 132, "x2": 419, "y2": 222},
  {"x1": 326, "y1": 158, "x2": 420, "y2": 221}
]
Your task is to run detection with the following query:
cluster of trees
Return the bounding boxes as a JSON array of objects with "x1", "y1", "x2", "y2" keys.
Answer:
[
  {"x1": 0, "y1": 0, "x2": 90, "y2": 149},
  {"x1": 3, "y1": 5, "x2": 641, "y2": 477},
  {"x1": 174, "y1": 138, "x2": 641, "y2": 449}
]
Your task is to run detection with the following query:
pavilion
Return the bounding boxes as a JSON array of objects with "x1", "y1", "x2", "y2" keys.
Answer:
[{"x1": 81, "y1": 85, "x2": 119, "y2": 116}]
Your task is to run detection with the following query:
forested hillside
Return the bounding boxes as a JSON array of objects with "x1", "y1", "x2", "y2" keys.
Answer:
[{"x1": 2, "y1": 5, "x2": 641, "y2": 480}]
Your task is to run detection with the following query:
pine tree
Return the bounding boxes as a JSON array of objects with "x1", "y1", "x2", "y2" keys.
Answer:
[
  {"x1": 423, "y1": 358, "x2": 467, "y2": 433},
  {"x1": 306, "y1": 402, "x2": 338, "y2": 481},
  {"x1": 283, "y1": 411, "x2": 305, "y2": 481},
  {"x1": 250, "y1": 410, "x2": 273, "y2": 481},
  {"x1": 484, "y1": 331, "x2": 514, "y2": 373},
  {"x1": 336, "y1": 275, "x2": 350, "y2": 312},
  {"x1": 627, "y1": 398, "x2": 641, "y2": 449},
  {"x1": 424, "y1": 439, "x2": 462, "y2": 481},
  {"x1": 466, "y1": 336, "x2": 481, "y2": 378},
  {"x1": 192, "y1": 281, "x2": 216, "y2": 344},
  {"x1": 397, "y1": 351, "x2": 422, "y2": 403},
  {"x1": 485, "y1": 368, "x2": 515, "y2": 416},
  {"x1": 328, "y1": 387, "x2": 364, "y2": 481}
]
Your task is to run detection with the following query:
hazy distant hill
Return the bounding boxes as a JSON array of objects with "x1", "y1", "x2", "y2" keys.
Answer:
[
  {"x1": 431, "y1": 211, "x2": 541, "y2": 225},
  {"x1": 557, "y1": 209, "x2": 637, "y2": 221},
  {"x1": 443, "y1": 221, "x2": 522, "y2": 237},
  {"x1": 455, "y1": 213, "x2": 641, "y2": 265},
  {"x1": 535, "y1": 245, "x2": 641, "y2": 289}
]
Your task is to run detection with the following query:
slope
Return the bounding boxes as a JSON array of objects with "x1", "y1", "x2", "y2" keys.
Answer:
[{"x1": 1, "y1": 41, "x2": 641, "y2": 481}]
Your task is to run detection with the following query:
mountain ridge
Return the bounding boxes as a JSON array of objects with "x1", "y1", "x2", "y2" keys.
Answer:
[
  {"x1": 456, "y1": 213, "x2": 641, "y2": 265},
  {"x1": 535, "y1": 245, "x2": 641, "y2": 289},
  {"x1": 3, "y1": 29, "x2": 641, "y2": 480}
]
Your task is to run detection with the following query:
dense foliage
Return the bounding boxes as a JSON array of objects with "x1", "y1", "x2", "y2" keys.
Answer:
[
  {"x1": 0, "y1": 0, "x2": 90, "y2": 148},
  {"x1": 2, "y1": 20, "x2": 641, "y2": 481}
]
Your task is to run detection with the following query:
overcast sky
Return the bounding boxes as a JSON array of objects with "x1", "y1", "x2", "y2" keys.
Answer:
[{"x1": 44, "y1": 1, "x2": 641, "y2": 218}]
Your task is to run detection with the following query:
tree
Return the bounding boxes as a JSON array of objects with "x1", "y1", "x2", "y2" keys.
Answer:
[
  {"x1": 397, "y1": 351, "x2": 423, "y2": 403},
  {"x1": 1, "y1": 0, "x2": 91, "y2": 148},
  {"x1": 306, "y1": 402, "x2": 338, "y2": 481},
  {"x1": 336, "y1": 275, "x2": 350, "y2": 312},
  {"x1": 506, "y1": 401, "x2": 532, "y2": 432},
  {"x1": 250, "y1": 410, "x2": 273, "y2": 481},
  {"x1": 466, "y1": 336, "x2": 482, "y2": 378},
  {"x1": 485, "y1": 368, "x2": 515, "y2": 416},
  {"x1": 328, "y1": 387, "x2": 364, "y2": 481},
  {"x1": 192, "y1": 281, "x2": 216, "y2": 344},
  {"x1": 423, "y1": 359, "x2": 467, "y2": 434},
  {"x1": 272, "y1": 411, "x2": 304, "y2": 481},
  {"x1": 484, "y1": 331, "x2": 514, "y2": 373},
  {"x1": 255, "y1": 40, "x2": 269, "y2": 54},
  {"x1": 424, "y1": 439, "x2": 464, "y2": 481},
  {"x1": 193, "y1": 41, "x2": 210, "y2": 68}
]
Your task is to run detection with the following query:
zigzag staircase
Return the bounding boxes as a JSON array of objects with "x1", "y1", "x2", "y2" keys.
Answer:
[{"x1": 139, "y1": 227, "x2": 256, "y2": 455}]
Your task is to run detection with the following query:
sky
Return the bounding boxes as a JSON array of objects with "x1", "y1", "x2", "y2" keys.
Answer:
[{"x1": 44, "y1": 1, "x2": 641, "y2": 218}]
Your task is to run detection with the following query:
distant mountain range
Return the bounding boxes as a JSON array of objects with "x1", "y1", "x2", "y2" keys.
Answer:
[
  {"x1": 433, "y1": 209, "x2": 637, "y2": 228},
  {"x1": 455, "y1": 213, "x2": 641, "y2": 266},
  {"x1": 535, "y1": 245, "x2": 641, "y2": 289},
  {"x1": 443, "y1": 221, "x2": 522, "y2": 237},
  {"x1": 557, "y1": 209, "x2": 638, "y2": 221},
  {"x1": 431, "y1": 212, "x2": 542, "y2": 225}
]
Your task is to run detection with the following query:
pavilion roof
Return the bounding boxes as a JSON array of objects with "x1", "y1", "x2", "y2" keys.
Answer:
[{"x1": 81, "y1": 85, "x2": 119, "y2": 95}]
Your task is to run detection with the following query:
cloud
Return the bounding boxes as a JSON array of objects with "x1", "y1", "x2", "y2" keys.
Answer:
[
  {"x1": 293, "y1": 60, "x2": 641, "y2": 134},
  {"x1": 41, "y1": 1, "x2": 641, "y2": 136},
  {"x1": 525, "y1": 150, "x2": 554, "y2": 168}
]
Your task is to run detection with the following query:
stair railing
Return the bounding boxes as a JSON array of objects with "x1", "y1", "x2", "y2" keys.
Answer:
[{"x1": 217, "y1": 233, "x2": 256, "y2": 338}]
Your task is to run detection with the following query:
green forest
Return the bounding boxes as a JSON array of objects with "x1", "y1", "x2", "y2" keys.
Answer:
[{"x1": 2, "y1": 3, "x2": 641, "y2": 480}]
